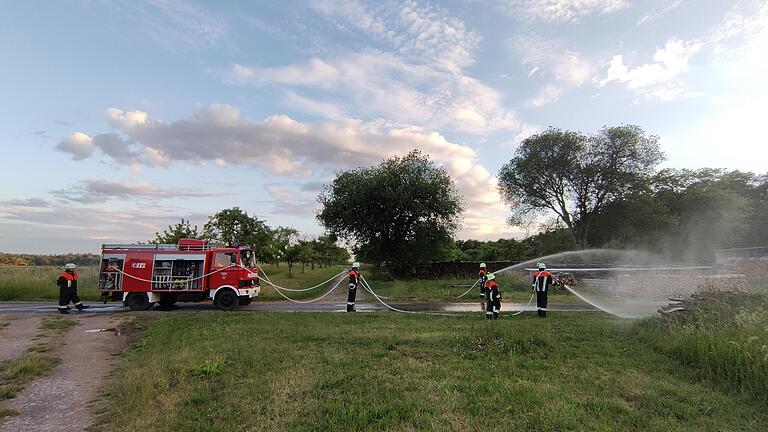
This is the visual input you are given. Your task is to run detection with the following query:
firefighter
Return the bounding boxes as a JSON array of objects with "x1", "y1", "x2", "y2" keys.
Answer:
[
  {"x1": 347, "y1": 262, "x2": 360, "y2": 312},
  {"x1": 478, "y1": 262, "x2": 488, "y2": 311},
  {"x1": 532, "y1": 263, "x2": 553, "y2": 317},
  {"x1": 57, "y1": 263, "x2": 90, "y2": 314},
  {"x1": 485, "y1": 273, "x2": 501, "y2": 320}
]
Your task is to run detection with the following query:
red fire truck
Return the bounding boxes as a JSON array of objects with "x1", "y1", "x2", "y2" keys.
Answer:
[{"x1": 98, "y1": 238, "x2": 260, "y2": 311}]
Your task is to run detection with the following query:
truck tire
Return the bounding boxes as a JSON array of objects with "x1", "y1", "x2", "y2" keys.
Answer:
[
  {"x1": 215, "y1": 289, "x2": 239, "y2": 311},
  {"x1": 238, "y1": 296, "x2": 252, "y2": 306},
  {"x1": 125, "y1": 293, "x2": 154, "y2": 311}
]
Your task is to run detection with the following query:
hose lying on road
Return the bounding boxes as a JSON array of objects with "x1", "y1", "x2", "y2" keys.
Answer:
[
  {"x1": 256, "y1": 266, "x2": 345, "y2": 292},
  {"x1": 261, "y1": 274, "x2": 346, "y2": 304}
]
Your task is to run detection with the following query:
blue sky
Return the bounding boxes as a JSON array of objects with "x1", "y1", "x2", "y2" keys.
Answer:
[{"x1": 1, "y1": 0, "x2": 766, "y2": 253}]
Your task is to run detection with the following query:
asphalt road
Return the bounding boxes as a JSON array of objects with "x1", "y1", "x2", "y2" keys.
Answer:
[{"x1": 0, "y1": 300, "x2": 598, "y2": 314}]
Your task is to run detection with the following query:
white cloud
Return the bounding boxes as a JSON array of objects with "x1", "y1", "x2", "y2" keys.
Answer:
[
  {"x1": 636, "y1": 0, "x2": 683, "y2": 27},
  {"x1": 596, "y1": 38, "x2": 702, "y2": 100},
  {"x1": 0, "y1": 198, "x2": 208, "y2": 253},
  {"x1": 528, "y1": 84, "x2": 565, "y2": 107},
  {"x1": 283, "y1": 91, "x2": 345, "y2": 119},
  {"x1": 59, "y1": 104, "x2": 514, "y2": 239},
  {"x1": 106, "y1": 108, "x2": 149, "y2": 131},
  {"x1": 56, "y1": 132, "x2": 94, "y2": 160},
  {"x1": 226, "y1": 1, "x2": 521, "y2": 135},
  {"x1": 230, "y1": 50, "x2": 521, "y2": 134},
  {"x1": 52, "y1": 179, "x2": 212, "y2": 204},
  {"x1": 102, "y1": 0, "x2": 228, "y2": 51},
  {"x1": 264, "y1": 184, "x2": 319, "y2": 217},
  {"x1": 311, "y1": 0, "x2": 480, "y2": 72},
  {"x1": 513, "y1": 35, "x2": 596, "y2": 86},
  {"x1": 500, "y1": 0, "x2": 630, "y2": 23}
]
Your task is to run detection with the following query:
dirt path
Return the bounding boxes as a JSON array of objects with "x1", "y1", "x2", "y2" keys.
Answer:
[
  {"x1": 0, "y1": 315, "x2": 42, "y2": 362},
  {"x1": 0, "y1": 314, "x2": 132, "y2": 432}
]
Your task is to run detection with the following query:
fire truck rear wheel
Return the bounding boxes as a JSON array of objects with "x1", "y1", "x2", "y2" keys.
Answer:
[
  {"x1": 215, "y1": 289, "x2": 239, "y2": 311},
  {"x1": 125, "y1": 293, "x2": 154, "y2": 311}
]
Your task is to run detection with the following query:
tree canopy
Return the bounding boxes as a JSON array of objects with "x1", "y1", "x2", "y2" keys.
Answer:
[
  {"x1": 152, "y1": 218, "x2": 200, "y2": 244},
  {"x1": 498, "y1": 125, "x2": 664, "y2": 248},
  {"x1": 317, "y1": 150, "x2": 464, "y2": 276}
]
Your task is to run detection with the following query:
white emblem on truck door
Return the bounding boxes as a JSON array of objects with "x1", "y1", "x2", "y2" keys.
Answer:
[{"x1": 221, "y1": 272, "x2": 227, "y2": 279}]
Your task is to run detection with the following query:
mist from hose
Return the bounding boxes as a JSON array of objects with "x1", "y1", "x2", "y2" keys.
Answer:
[{"x1": 493, "y1": 249, "x2": 720, "y2": 318}]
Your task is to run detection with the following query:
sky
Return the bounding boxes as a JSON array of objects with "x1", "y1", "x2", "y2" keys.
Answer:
[{"x1": 1, "y1": 0, "x2": 766, "y2": 254}]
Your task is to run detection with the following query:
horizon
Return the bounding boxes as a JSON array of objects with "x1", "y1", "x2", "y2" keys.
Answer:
[{"x1": 1, "y1": 0, "x2": 766, "y2": 254}]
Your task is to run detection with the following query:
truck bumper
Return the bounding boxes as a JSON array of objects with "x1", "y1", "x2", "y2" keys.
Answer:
[{"x1": 238, "y1": 286, "x2": 260, "y2": 298}]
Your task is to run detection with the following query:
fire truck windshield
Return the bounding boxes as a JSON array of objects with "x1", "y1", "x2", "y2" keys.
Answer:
[{"x1": 241, "y1": 250, "x2": 257, "y2": 268}]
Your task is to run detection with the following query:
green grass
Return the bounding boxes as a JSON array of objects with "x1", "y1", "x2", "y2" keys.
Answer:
[
  {"x1": 91, "y1": 312, "x2": 767, "y2": 431},
  {"x1": 0, "y1": 318, "x2": 75, "y2": 407},
  {"x1": 366, "y1": 272, "x2": 579, "y2": 303},
  {"x1": 636, "y1": 289, "x2": 768, "y2": 407},
  {"x1": 0, "y1": 266, "x2": 101, "y2": 301}
]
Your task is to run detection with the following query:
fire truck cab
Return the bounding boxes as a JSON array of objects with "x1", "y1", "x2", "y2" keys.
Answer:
[{"x1": 98, "y1": 238, "x2": 260, "y2": 311}]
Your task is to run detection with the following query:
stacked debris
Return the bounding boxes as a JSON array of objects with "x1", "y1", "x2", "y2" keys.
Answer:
[{"x1": 659, "y1": 274, "x2": 750, "y2": 316}]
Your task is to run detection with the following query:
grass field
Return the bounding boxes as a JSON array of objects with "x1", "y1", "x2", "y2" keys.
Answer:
[
  {"x1": 0, "y1": 266, "x2": 101, "y2": 301},
  {"x1": 637, "y1": 290, "x2": 768, "y2": 407},
  {"x1": 0, "y1": 264, "x2": 576, "y2": 303},
  {"x1": 91, "y1": 312, "x2": 767, "y2": 431}
]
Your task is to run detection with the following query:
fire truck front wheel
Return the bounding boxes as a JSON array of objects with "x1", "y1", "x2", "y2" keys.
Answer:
[
  {"x1": 214, "y1": 289, "x2": 239, "y2": 311},
  {"x1": 238, "y1": 296, "x2": 252, "y2": 306},
  {"x1": 125, "y1": 293, "x2": 154, "y2": 311}
]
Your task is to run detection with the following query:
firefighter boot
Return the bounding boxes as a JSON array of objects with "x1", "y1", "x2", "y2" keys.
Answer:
[
  {"x1": 58, "y1": 307, "x2": 70, "y2": 314},
  {"x1": 75, "y1": 302, "x2": 91, "y2": 311}
]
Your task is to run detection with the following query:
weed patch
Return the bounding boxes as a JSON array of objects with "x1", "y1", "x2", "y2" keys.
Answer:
[{"x1": 636, "y1": 289, "x2": 768, "y2": 406}]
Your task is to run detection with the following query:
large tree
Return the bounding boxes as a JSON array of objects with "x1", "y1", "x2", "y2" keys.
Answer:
[
  {"x1": 202, "y1": 207, "x2": 273, "y2": 259},
  {"x1": 151, "y1": 218, "x2": 200, "y2": 244},
  {"x1": 498, "y1": 125, "x2": 664, "y2": 248},
  {"x1": 317, "y1": 150, "x2": 464, "y2": 276}
]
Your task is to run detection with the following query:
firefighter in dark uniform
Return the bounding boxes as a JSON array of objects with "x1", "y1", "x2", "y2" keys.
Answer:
[
  {"x1": 532, "y1": 263, "x2": 553, "y2": 317},
  {"x1": 478, "y1": 262, "x2": 488, "y2": 311},
  {"x1": 485, "y1": 273, "x2": 501, "y2": 320},
  {"x1": 57, "y1": 263, "x2": 90, "y2": 314},
  {"x1": 347, "y1": 262, "x2": 360, "y2": 312}
]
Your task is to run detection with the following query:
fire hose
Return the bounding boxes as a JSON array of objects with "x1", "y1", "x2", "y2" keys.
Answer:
[
  {"x1": 256, "y1": 266, "x2": 345, "y2": 292},
  {"x1": 262, "y1": 274, "x2": 346, "y2": 304},
  {"x1": 454, "y1": 278, "x2": 482, "y2": 299}
]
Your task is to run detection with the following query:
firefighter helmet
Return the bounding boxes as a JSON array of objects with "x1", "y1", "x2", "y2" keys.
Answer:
[
  {"x1": 486, "y1": 273, "x2": 495, "y2": 281},
  {"x1": 479, "y1": 262, "x2": 486, "y2": 268},
  {"x1": 352, "y1": 262, "x2": 360, "y2": 269},
  {"x1": 65, "y1": 263, "x2": 77, "y2": 270},
  {"x1": 537, "y1": 263, "x2": 546, "y2": 270}
]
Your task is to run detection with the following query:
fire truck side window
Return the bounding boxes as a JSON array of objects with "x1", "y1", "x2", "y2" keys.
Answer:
[{"x1": 213, "y1": 252, "x2": 237, "y2": 268}]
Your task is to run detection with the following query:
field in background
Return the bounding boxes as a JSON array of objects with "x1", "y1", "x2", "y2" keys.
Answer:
[
  {"x1": 91, "y1": 312, "x2": 767, "y2": 431},
  {"x1": 0, "y1": 264, "x2": 576, "y2": 303},
  {"x1": 0, "y1": 266, "x2": 101, "y2": 301}
]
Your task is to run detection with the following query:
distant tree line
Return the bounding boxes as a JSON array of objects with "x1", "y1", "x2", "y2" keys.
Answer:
[
  {"x1": 0, "y1": 252, "x2": 100, "y2": 267},
  {"x1": 152, "y1": 208, "x2": 350, "y2": 276}
]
